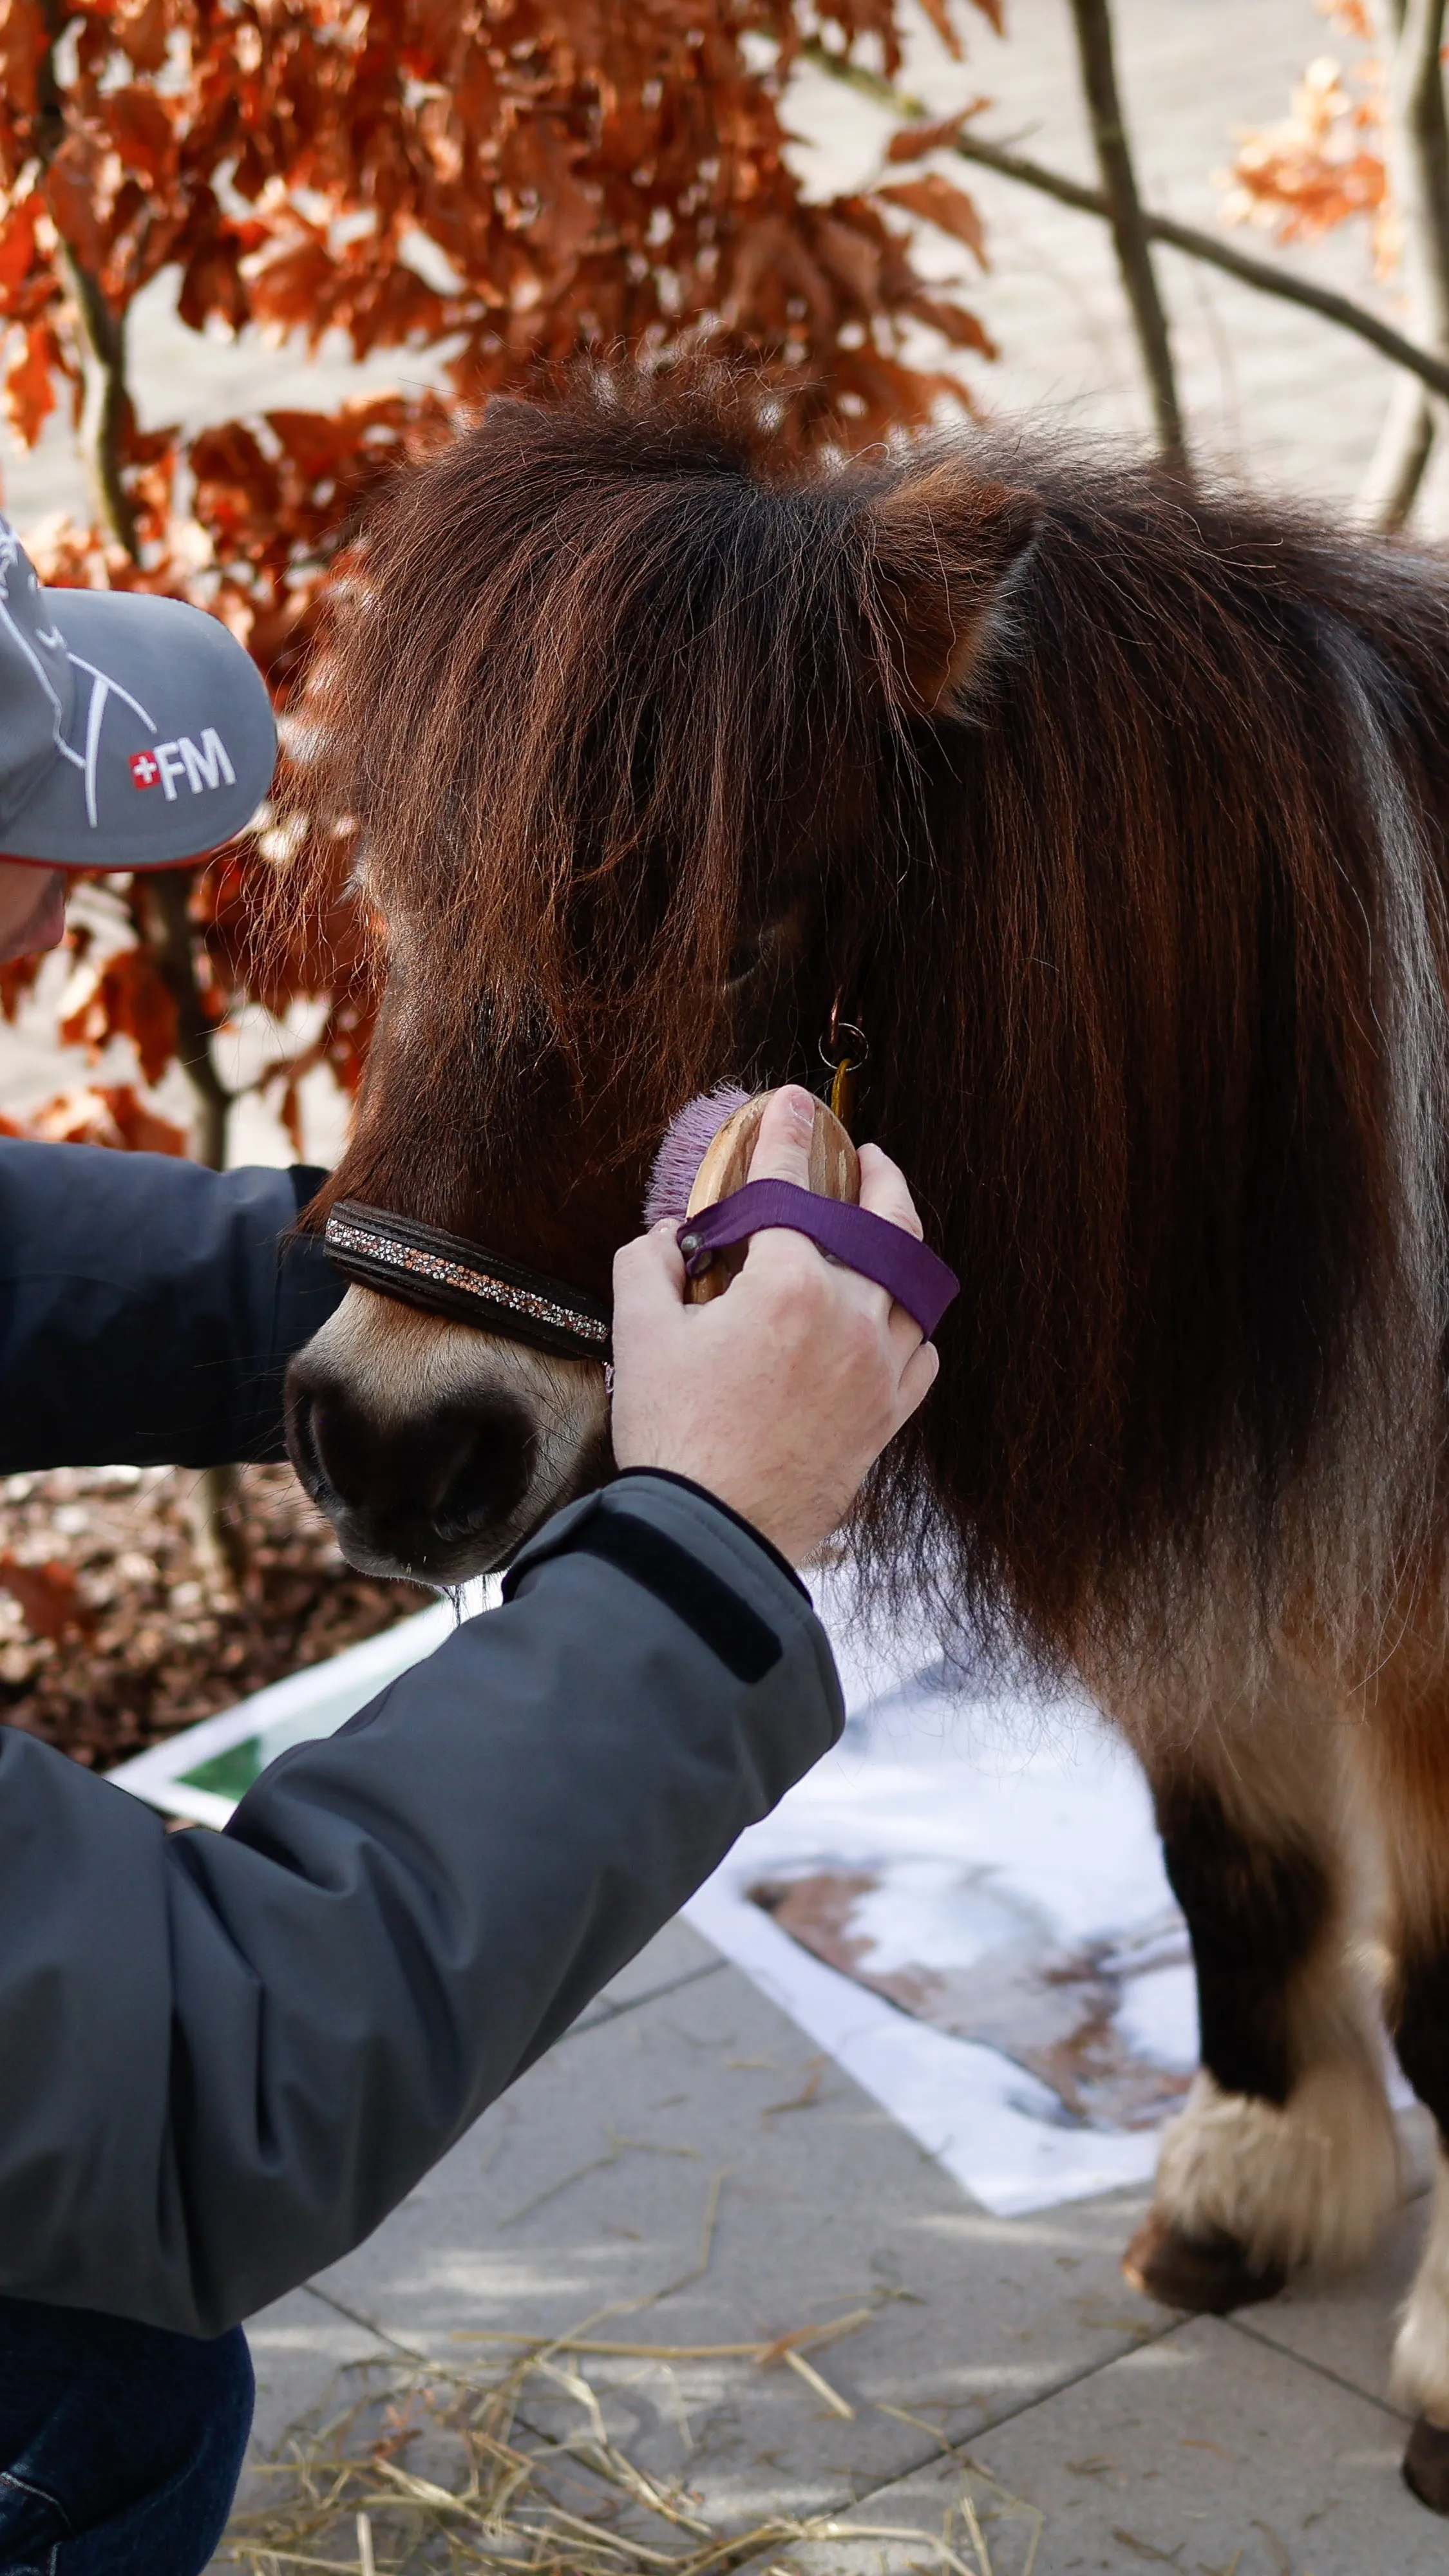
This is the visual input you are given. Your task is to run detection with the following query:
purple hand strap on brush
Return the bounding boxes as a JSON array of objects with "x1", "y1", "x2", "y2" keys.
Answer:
[{"x1": 678, "y1": 1180, "x2": 960, "y2": 1339}]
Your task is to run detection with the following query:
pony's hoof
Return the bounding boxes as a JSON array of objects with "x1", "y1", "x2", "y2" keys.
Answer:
[
  {"x1": 1403, "y1": 2416, "x2": 1449, "y2": 2514},
  {"x1": 1121, "y1": 2211, "x2": 1287, "y2": 2314}
]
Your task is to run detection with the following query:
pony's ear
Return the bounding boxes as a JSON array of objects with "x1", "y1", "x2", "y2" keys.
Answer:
[{"x1": 866, "y1": 464, "x2": 1041, "y2": 717}]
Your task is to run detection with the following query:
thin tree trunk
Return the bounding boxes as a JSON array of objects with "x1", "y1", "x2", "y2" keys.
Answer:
[
  {"x1": 53, "y1": 243, "x2": 140, "y2": 558},
  {"x1": 1065, "y1": 0, "x2": 1189, "y2": 474},
  {"x1": 138, "y1": 871, "x2": 234, "y2": 1174},
  {"x1": 1359, "y1": 372, "x2": 1436, "y2": 527},
  {"x1": 35, "y1": 0, "x2": 137, "y2": 554},
  {"x1": 36, "y1": 8, "x2": 249, "y2": 1586},
  {"x1": 37, "y1": 3, "x2": 238, "y2": 1169},
  {"x1": 138, "y1": 882, "x2": 248, "y2": 1591},
  {"x1": 1358, "y1": 0, "x2": 1449, "y2": 530}
]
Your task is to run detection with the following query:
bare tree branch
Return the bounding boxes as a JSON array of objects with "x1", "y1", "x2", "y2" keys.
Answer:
[
  {"x1": 1065, "y1": 0, "x2": 1187, "y2": 472},
  {"x1": 807, "y1": 41, "x2": 1449, "y2": 412}
]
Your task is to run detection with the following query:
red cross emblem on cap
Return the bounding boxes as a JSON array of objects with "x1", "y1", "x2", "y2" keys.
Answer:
[{"x1": 129, "y1": 750, "x2": 160, "y2": 790}]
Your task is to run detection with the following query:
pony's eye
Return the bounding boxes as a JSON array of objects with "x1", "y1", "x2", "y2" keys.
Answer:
[{"x1": 724, "y1": 923, "x2": 781, "y2": 989}]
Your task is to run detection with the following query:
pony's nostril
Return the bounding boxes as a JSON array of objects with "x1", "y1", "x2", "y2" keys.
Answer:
[
  {"x1": 430, "y1": 1408, "x2": 533, "y2": 1537},
  {"x1": 285, "y1": 1367, "x2": 534, "y2": 1548},
  {"x1": 307, "y1": 1395, "x2": 478, "y2": 1521}
]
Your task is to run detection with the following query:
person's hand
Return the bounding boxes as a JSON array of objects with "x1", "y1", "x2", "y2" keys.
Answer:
[{"x1": 610, "y1": 1085, "x2": 940, "y2": 1564}]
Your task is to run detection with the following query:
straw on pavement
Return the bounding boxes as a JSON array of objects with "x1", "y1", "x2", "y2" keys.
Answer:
[{"x1": 218, "y1": 2319, "x2": 1046, "y2": 2576}]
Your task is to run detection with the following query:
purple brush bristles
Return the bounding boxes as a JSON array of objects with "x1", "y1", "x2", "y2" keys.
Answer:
[{"x1": 644, "y1": 1084, "x2": 752, "y2": 1227}]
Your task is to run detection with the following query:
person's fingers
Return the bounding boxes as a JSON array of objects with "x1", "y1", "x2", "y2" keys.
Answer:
[
  {"x1": 745, "y1": 1084, "x2": 817, "y2": 1187},
  {"x1": 854, "y1": 1142, "x2": 932, "y2": 1360},
  {"x1": 896, "y1": 1337, "x2": 940, "y2": 1417},
  {"x1": 857, "y1": 1141, "x2": 925, "y2": 1239},
  {"x1": 612, "y1": 1220, "x2": 687, "y2": 1323}
]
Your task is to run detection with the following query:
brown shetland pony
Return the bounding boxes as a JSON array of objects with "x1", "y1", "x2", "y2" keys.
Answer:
[{"x1": 285, "y1": 368, "x2": 1449, "y2": 2502}]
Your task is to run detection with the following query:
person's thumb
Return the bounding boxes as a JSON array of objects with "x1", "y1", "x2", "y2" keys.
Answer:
[{"x1": 745, "y1": 1084, "x2": 817, "y2": 1189}]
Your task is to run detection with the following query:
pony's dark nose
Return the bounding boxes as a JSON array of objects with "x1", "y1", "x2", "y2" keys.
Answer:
[{"x1": 285, "y1": 1365, "x2": 535, "y2": 1578}]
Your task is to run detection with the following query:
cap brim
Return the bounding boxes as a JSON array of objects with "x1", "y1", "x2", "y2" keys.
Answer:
[{"x1": 0, "y1": 588, "x2": 276, "y2": 868}]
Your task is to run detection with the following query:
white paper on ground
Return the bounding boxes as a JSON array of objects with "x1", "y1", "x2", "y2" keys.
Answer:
[
  {"x1": 685, "y1": 1605, "x2": 1188, "y2": 2213},
  {"x1": 685, "y1": 1576, "x2": 1412, "y2": 2213},
  {"x1": 109, "y1": 1579, "x2": 494, "y2": 1825}
]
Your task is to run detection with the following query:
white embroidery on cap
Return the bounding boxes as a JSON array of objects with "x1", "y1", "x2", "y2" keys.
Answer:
[
  {"x1": 0, "y1": 529, "x2": 78, "y2": 772},
  {"x1": 66, "y1": 656, "x2": 156, "y2": 828},
  {"x1": 152, "y1": 731, "x2": 234, "y2": 801}
]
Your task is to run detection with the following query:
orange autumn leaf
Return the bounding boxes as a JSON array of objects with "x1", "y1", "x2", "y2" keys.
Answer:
[
  {"x1": 0, "y1": 194, "x2": 37, "y2": 292},
  {"x1": 111, "y1": 0, "x2": 171, "y2": 73},
  {"x1": 4, "y1": 317, "x2": 56, "y2": 446},
  {"x1": 877, "y1": 173, "x2": 989, "y2": 267},
  {"x1": 59, "y1": 949, "x2": 181, "y2": 1087},
  {"x1": 1221, "y1": 43, "x2": 1392, "y2": 273},
  {"x1": 915, "y1": 0, "x2": 966, "y2": 52},
  {"x1": 0, "y1": 1551, "x2": 96, "y2": 1641},
  {"x1": 886, "y1": 104, "x2": 991, "y2": 163},
  {"x1": 903, "y1": 290, "x2": 997, "y2": 356},
  {"x1": 102, "y1": 86, "x2": 177, "y2": 187},
  {"x1": 8, "y1": 1082, "x2": 188, "y2": 1155}
]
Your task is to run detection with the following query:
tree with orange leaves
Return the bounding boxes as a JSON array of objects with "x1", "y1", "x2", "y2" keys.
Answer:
[
  {"x1": 0, "y1": 0, "x2": 999, "y2": 1168},
  {"x1": 1219, "y1": 1, "x2": 1449, "y2": 531}
]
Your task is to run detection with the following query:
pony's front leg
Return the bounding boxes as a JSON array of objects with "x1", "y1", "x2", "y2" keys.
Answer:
[{"x1": 1103, "y1": 1652, "x2": 1399, "y2": 2314}]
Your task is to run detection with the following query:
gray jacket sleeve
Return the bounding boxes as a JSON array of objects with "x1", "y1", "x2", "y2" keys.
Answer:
[
  {"x1": 0, "y1": 1139, "x2": 341, "y2": 1469},
  {"x1": 0, "y1": 1472, "x2": 841, "y2": 2335}
]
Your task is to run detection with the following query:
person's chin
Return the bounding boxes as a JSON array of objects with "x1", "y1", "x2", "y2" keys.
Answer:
[{"x1": 0, "y1": 868, "x2": 69, "y2": 964}]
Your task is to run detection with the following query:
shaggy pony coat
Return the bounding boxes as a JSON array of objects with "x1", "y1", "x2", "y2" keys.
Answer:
[
  {"x1": 301, "y1": 373, "x2": 1449, "y2": 1695},
  {"x1": 289, "y1": 371, "x2": 1449, "y2": 2485}
]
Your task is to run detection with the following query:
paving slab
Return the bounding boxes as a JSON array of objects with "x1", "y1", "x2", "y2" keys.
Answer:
[
  {"x1": 305, "y1": 1955, "x2": 1172, "y2": 2526},
  {"x1": 1232, "y1": 2194, "x2": 1426, "y2": 2429},
  {"x1": 570, "y1": 1914, "x2": 725, "y2": 2032},
  {"x1": 225, "y1": 2279, "x2": 399, "y2": 2546},
  {"x1": 746, "y1": 2312, "x2": 1435, "y2": 2576}
]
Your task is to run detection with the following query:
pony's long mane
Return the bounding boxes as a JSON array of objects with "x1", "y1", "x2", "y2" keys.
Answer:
[{"x1": 299, "y1": 369, "x2": 1449, "y2": 1686}]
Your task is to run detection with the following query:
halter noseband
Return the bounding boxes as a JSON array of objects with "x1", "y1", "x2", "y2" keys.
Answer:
[
  {"x1": 323, "y1": 1200, "x2": 612, "y2": 1362},
  {"x1": 325, "y1": 1180, "x2": 958, "y2": 1359}
]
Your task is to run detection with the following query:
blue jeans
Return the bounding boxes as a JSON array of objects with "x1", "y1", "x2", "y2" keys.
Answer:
[{"x1": 0, "y1": 2297, "x2": 252, "y2": 2575}]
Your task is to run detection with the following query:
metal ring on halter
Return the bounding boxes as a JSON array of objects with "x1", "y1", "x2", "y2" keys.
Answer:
[
  {"x1": 819, "y1": 1009, "x2": 869, "y2": 1127},
  {"x1": 817, "y1": 1018, "x2": 870, "y2": 1076},
  {"x1": 324, "y1": 1200, "x2": 612, "y2": 1361}
]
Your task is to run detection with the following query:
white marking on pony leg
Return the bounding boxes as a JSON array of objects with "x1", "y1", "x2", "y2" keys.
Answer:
[
  {"x1": 1153, "y1": 1980, "x2": 1400, "y2": 2276},
  {"x1": 1394, "y1": 2150, "x2": 1449, "y2": 2422}
]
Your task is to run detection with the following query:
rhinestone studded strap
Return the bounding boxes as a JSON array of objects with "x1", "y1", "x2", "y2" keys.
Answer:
[
  {"x1": 677, "y1": 1179, "x2": 959, "y2": 1340},
  {"x1": 324, "y1": 1200, "x2": 612, "y2": 1361}
]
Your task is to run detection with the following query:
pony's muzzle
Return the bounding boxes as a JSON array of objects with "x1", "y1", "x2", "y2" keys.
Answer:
[
  {"x1": 286, "y1": 1359, "x2": 537, "y2": 1580},
  {"x1": 283, "y1": 1286, "x2": 613, "y2": 1582}
]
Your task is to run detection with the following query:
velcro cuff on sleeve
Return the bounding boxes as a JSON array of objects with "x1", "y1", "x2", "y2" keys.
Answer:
[{"x1": 503, "y1": 1507, "x2": 782, "y2": 1684}]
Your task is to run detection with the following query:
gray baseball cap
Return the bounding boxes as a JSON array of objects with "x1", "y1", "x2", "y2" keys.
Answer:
[{"x1": 0, "y1": 515, "x2": 276, "y2": 868}]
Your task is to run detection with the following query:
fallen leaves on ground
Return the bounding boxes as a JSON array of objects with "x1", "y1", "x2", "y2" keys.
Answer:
[{"x1": 0, "y1": 1463, "x2": 430, "y2": 1770}]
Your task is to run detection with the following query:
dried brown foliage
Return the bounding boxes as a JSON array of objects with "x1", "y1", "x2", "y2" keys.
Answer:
[
  {"x1": 0, "y1": 0, "x2": 999, "y2": 1159},
  {"x1": 1220, "y1": 2, "x2": 1395, "y2": 272},
  {"x1": 0, "y1": 1463, "x2": 428, "y2": 1766}
]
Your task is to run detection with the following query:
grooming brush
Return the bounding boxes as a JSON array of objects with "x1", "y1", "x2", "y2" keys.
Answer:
[{"x1": 646, "y1": 1084, "x2": 860, "y2": 1304}]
